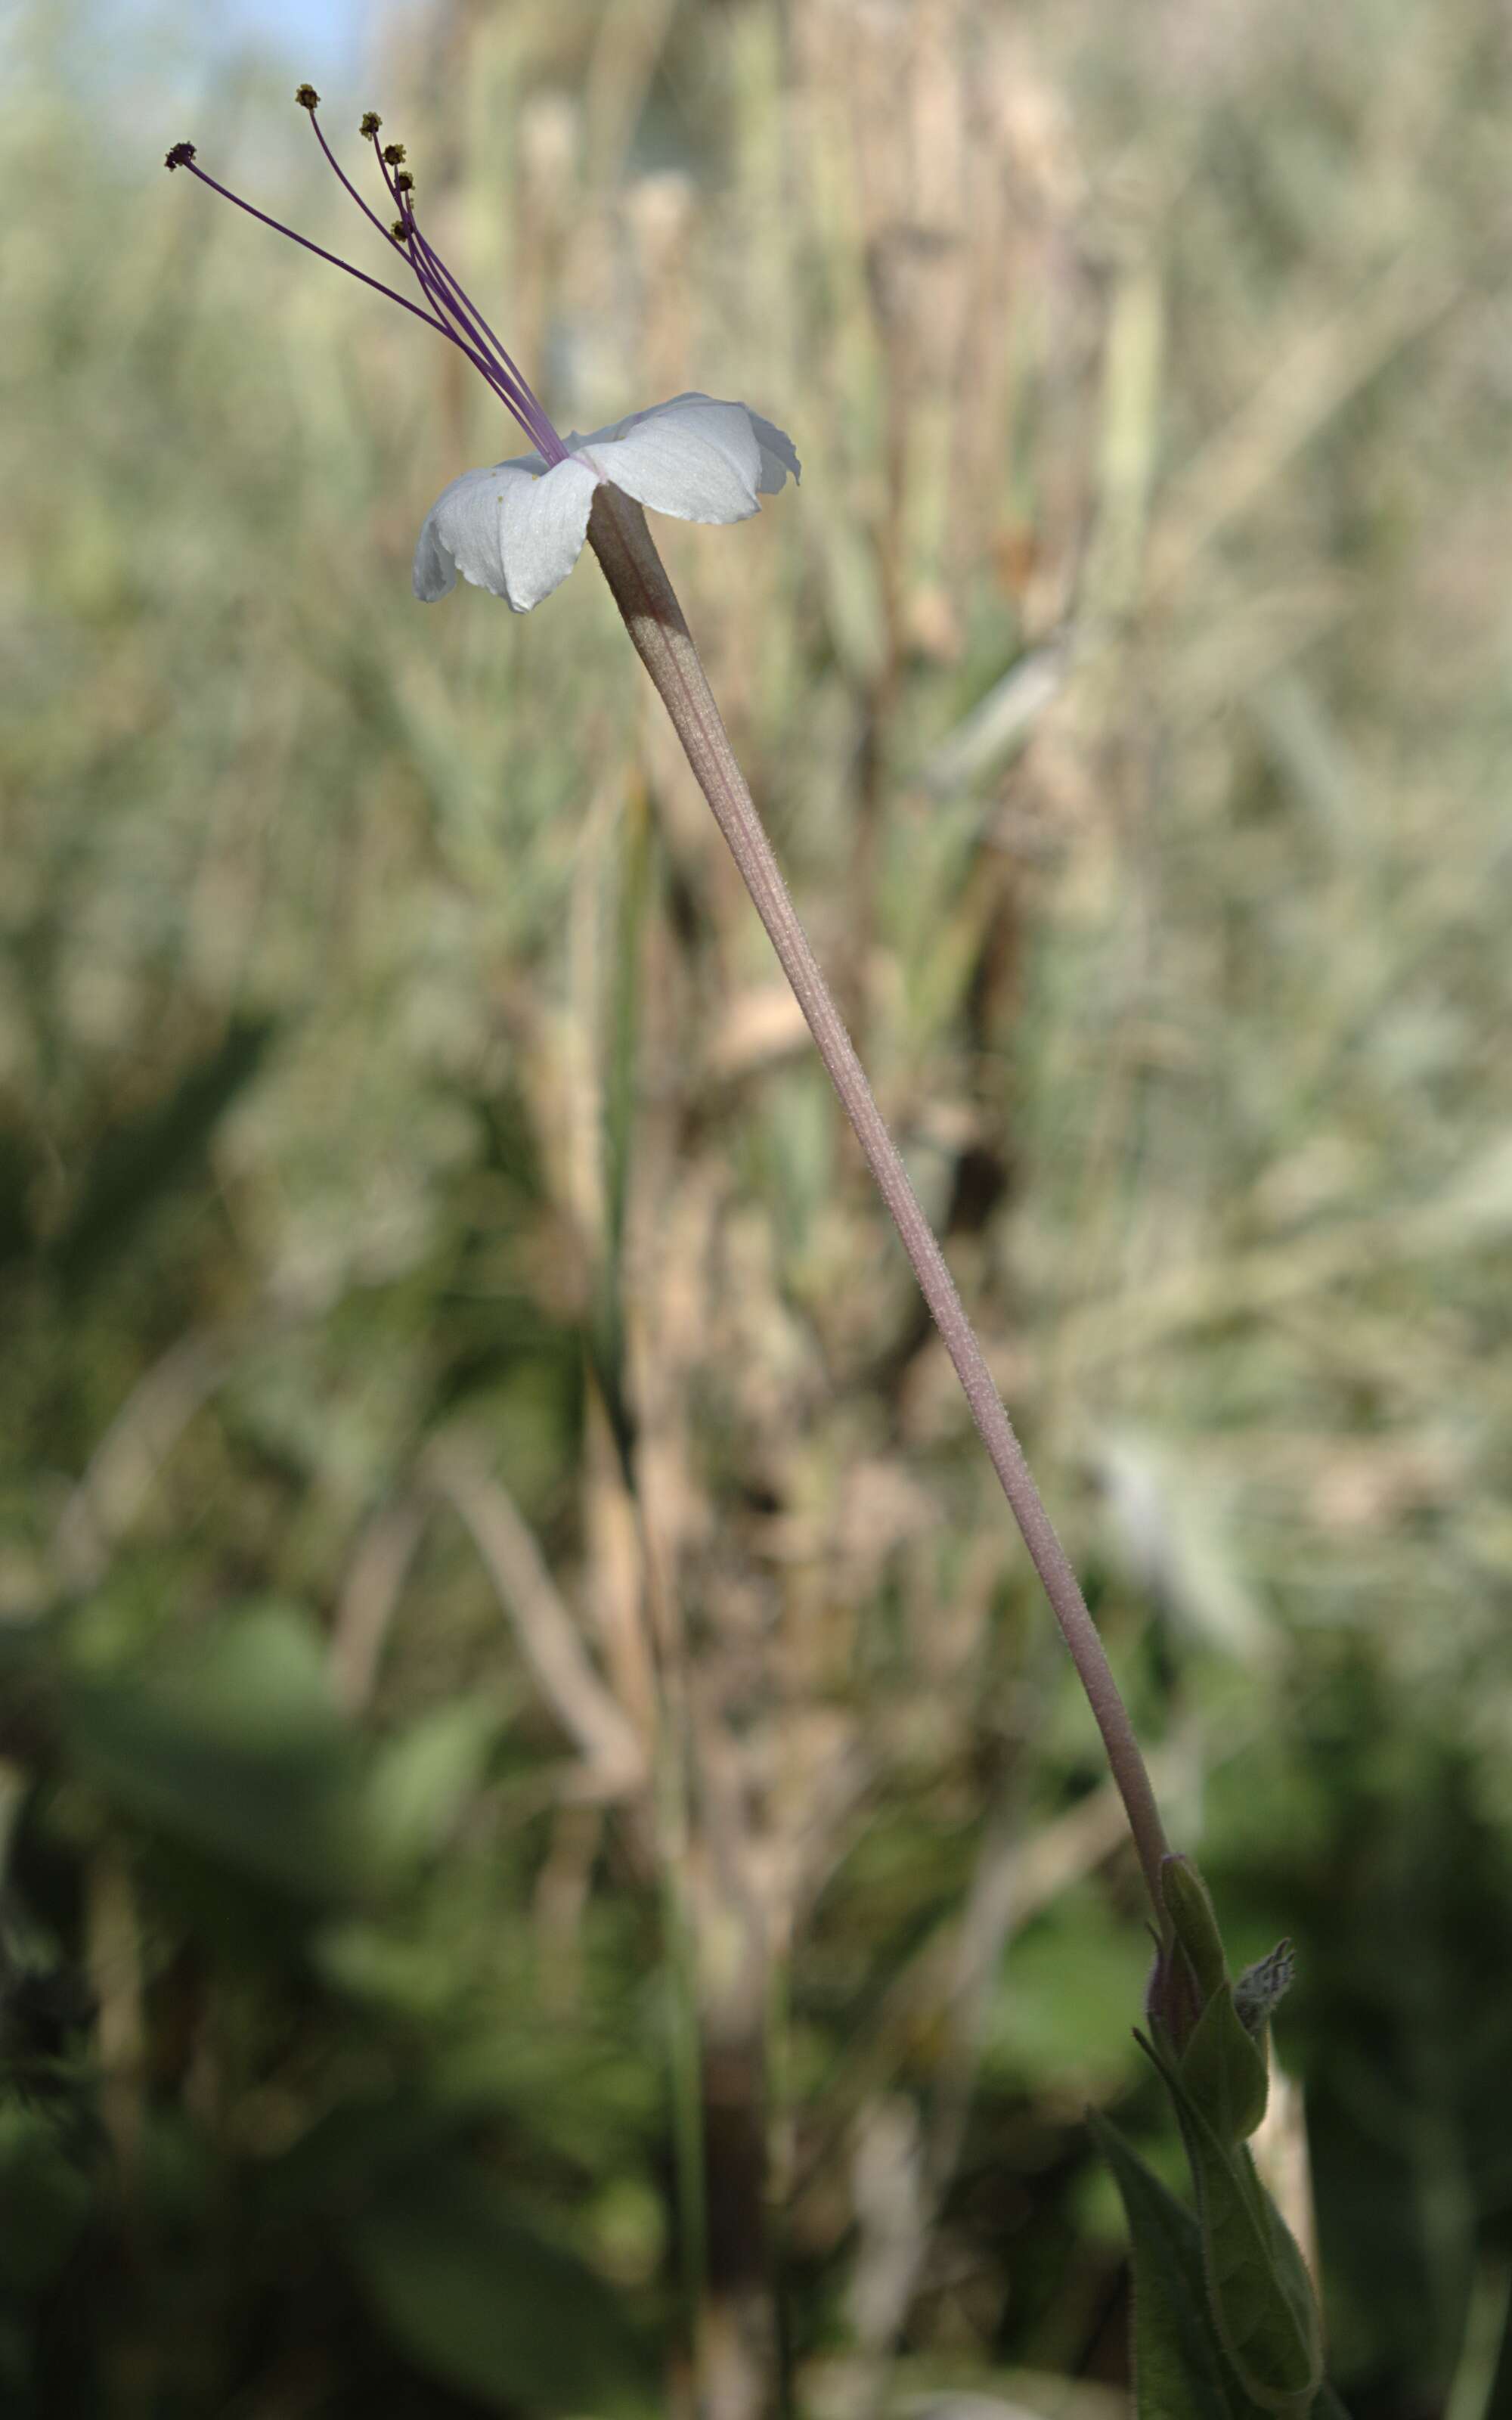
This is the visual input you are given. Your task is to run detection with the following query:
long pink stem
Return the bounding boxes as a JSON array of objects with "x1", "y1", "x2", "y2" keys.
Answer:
[{"x1": 586, "y1": 485, "x2": 1173, "y2": 1921}]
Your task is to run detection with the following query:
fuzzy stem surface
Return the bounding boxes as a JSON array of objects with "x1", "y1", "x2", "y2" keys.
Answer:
[{"x1": 586, "y1": 486, "x2": 1173, "y2": 1920}]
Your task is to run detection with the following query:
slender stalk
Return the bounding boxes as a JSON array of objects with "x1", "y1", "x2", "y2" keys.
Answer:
[
  {"x1": 657, "y1": 1727, "x2": 708, "y2": 2361},
  {"x1": 586, "y1": 485, "x2": 1173, "y2": 1922}
]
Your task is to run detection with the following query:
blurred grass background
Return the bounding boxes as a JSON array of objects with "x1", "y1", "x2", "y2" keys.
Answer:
[{"x1": 4, "y1": 0, "x2": 1512, "y2": 2412}]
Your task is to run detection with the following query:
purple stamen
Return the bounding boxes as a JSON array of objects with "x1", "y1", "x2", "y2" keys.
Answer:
[
  {"x1": 367, "y1": 136, "x2": 567, "y2": 465},
  {"x1": 165, "y1": 92, "x2": 573, "y2": 467},
  {"x1": 401, "y1": 206, "x2": 565, "y2": 464},
  {"x1": 411, "y1": 222, "x2": 566, "y2": 464},
  {"x1": 166, "y1": 152, "x2": 532, "y2": 418},
  {"x1": 166, "y1": 153, "x2": 468, "y2": 346},
  {"x1": 305, "y1": 103, "x2": 398, "y2": 254},
  {"x1": 363, "y1": 169, "x2": 551, "y2": 442},
  {"x1": 386, "y1": 181, "x2": 550, "y2": 448},
  {"x1": 306, "y1": 116, "x2": 541, "y2": 446}
]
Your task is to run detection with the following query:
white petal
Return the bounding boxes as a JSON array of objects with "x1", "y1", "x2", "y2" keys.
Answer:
[
  {"x1": 412, "y1": 451, "x2": 601, "y2": 612},
  {"x1": 745, "y1": 407, "x2": 802, "y2": 495},
  {"x1": 571, "y1": 393, "x2": 799, "y2": 526},
  {"x1": 412, "y1": 449, "x2": 543, "y2": 600}
]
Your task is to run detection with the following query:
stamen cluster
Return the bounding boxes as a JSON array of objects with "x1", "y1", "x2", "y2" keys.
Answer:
[{"x1": 164, "y1": 85, "x2": 569, "y2": 464}]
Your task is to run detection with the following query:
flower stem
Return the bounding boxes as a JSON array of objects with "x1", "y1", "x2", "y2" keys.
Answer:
[{"x1": 587, "y1": 486, "x2": 1173, "y2": 1922}]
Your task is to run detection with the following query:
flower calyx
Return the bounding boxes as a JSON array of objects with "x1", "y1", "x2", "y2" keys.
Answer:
[{"x1": 1143, "y1": 1852, "x2": 1291, "y2": 2149}]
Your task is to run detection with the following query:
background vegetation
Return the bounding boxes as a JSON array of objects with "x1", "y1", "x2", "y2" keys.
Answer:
[{"x1": 4, "y1": 0, "x2": 1512, "y2": 2411}]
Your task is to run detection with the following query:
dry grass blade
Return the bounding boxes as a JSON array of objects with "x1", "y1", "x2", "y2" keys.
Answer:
[{"x1": 426, "y1": 1434, "x2": 646, "y2": 1795}]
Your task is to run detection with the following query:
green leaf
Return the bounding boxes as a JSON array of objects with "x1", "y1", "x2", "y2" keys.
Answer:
[
  {"x1": 364, "y1": 1694, "x2": 506, "y2": 1869},
  {"x1": 1178, "y1": 1978, "x2": 1270, "y2": 2147},
  {"x1": 51, "y1": 1015, "x2": 274, "y2": 1292},
  {"x1": 0, "y1": 2105, "x2": 94, "y2": 2297},
  {"x1": 342, "y1": 2151, "x2": 654, "y2": 2415},
  {"x1": 1089, "y1": 2108, "x2": 1277, "y2": 2419},
  {"x1": 257, "y1": 2088, "x2": 461, "y2": 2224},
  {"x1": 64, "y1": 1602, "x2": 373, "y2": 1908},
  {"x1": 1161, "y1": 1856, "x2": 1229, "y2": 2006},
  {"x1": 985, "y1": 1884, "x2": 1157, "y2": 2083},
  {"x1": 1147, "y1": 2040, "x2": 1324, "y2": 2415}
]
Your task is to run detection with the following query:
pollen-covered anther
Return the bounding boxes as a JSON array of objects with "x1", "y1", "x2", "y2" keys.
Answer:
[
  {"x1": 395, "y1": 169, "x2": 415, "y2": 194},
  {"x1": 389, "y1": 220, "x2": 409, "y2": 242},
  {"x1": 382, "y1": 143, "x2": 406, "y2": 166},
  {"x1": 164, "y1": 140, "x2": 197, "y2": 171},
  {"x1": 359, "y1": 110, "x2": 383, "y2": 138},
  {"x1": 294, "y1": 83, "x2": 320, "y2": 111}
]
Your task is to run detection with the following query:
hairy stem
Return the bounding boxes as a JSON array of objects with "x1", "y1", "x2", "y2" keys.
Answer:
[{"x1": 586, "y1": 485, "x2": 1172, "y2": 1922}]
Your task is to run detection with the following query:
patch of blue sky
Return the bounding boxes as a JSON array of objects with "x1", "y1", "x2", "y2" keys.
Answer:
[
  {"x1": 119, "y1": 0, "x2": 370, "y2": 78},
  {"x1": 5, "y1": 0, "x2": 380, "y2": 114}
]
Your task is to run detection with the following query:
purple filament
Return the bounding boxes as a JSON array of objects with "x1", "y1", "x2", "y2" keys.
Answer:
[
  {"x1": 167, "y1": 103, "x2": 570, "y2": 464},
  {"x1": 367, "y1": 136, "x2": 565, "y2": 464}
]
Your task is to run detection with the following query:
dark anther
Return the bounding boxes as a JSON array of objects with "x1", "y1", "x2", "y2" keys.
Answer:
[
  {"x1": 294, "y1": 83, "x2": 321, "y2": 110},
  {"x1": 382, "y1": 143, "x2": 406, "y2": 166},
  {"x1": 359, "y1": 111, "x2": 383, "y2": 138},
  {"x1": 165, "y1": 140, "x2": 197, "y2": 171},
  {"x1": 389, "y1": 219, "x2": 409, "y2": 242},
  {"x1": 395, "y1": 169, "x2": 415, "y2": 193}
]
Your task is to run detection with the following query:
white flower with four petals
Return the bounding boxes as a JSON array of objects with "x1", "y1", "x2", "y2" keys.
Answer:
[
  {"x1": 166, "y1": 112, "x2": 798, "y2": 619},
  {"x1": 412, "y1": 392, "x2": 801, "y2": 613}
]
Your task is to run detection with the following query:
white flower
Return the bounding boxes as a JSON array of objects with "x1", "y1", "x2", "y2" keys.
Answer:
[{"x1": 413, "y1": 392, "x2": 801, "y2": 613}]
